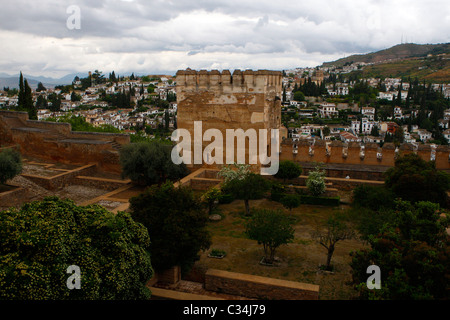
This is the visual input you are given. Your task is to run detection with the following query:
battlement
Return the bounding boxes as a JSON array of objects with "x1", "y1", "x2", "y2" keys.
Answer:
[
  {"x1": 281, "y1": 139, "x2": 450, "y2": 170},
  {"x1": 176, "y1": 69, "x2": 282, "y2": 94}
]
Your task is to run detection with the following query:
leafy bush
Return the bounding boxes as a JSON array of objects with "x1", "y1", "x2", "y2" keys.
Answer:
[
  {"x1": 352, "y1": 184, "x2": 395, "y2": 210},
  {"x1": 0, "y1": 148, "x2": 22, "y2": 185},
  {"x1": 280, "y1": 194, "x2": 301, "y2": 211},
  {"x1": 119, "y1": 141, "x2": 188, "y2": 186},
  {"x1": 274, "y1": 160, "x2": 302, "y2": 182},
  {"x1": 306, "y1": 166, "x2": 326, "y2": 196},
  {"x1": 0, "y1": 197, "x2": 153, "y2": 299},
  {"x1": 270, "y1": 183, "x2": 286, "y2": 202}
]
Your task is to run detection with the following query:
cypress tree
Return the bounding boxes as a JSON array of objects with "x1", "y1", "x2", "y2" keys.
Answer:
[{"x1": 18, "y1": 71, "x2": 24, "y2": 108}]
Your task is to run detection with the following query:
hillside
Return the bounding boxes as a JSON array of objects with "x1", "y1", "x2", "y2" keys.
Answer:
[
  {"x1": 323, "y1": 43, "x2": 450, "y2": 67},
  {"x1": 352, "y1": 54, "x2": 450, "y2": 83}
]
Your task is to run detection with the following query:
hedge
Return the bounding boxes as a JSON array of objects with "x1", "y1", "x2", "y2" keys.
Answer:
[{"x1": 299, "y1": 195, "x2": 341, "y2": 206}]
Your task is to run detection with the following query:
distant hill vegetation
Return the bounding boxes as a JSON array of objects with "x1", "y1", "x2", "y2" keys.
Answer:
[
  {"x1": 323, "y1": 43, "x2": 450, "y2": 67},
  {"x1": 323, "y1": 43, "x2": 450, "y2": 82}
]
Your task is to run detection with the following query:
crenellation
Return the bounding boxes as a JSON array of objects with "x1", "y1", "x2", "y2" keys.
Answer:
[{"x1": 176, "y1": 69, "x2": 283, "y2": 95}]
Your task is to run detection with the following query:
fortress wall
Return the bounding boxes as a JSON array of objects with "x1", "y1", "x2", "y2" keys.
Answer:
[
  {"x1": 0, "y1": 111, "x2": 127, "y2": 173},
  {"x1": 280, "y1": 139, "x2": 450, "y2": 172}
]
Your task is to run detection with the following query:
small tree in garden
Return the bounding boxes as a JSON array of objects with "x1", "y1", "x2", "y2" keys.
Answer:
[
  {"x1": 0, "y1": 148, "x2": 22, "y2": 185},
  {"x1": 311, "y1": 212, "x2": 355, "y2": 271},
  {"x1": 246, "y1": 209, "x2": 295, "y2": 264},
  {"x1": 275, "y1": 160, "x2": 302, "y2": 183},
  {"x1": 306, "y1": 165, "x2": 326, "y2": 196},
  {"x1": 201, "y1": 187, "x2": 222, "y2": 215},
  {"x1": 221, "y1": 173, "x2": 271, "y2": 216},
  {"x1": 280, "y1": 194, "x2": 301, "y2": 212}
]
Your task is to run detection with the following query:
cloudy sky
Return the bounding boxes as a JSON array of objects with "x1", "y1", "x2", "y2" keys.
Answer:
[{"x1": 0, "y1": 0, "x2": 449, "y2": 78}]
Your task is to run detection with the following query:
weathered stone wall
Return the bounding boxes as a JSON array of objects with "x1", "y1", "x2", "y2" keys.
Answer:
[
  {"x1": 0, "y1": 111, "x2": 130, "y2": 173},
  {"x1": 204, "y1": 269, "x2": 319, "y2": 300},
  {"x1": 176, "y1": 69, "x2": 283, "y2": 166},
  {"x1": 281, "y1": 139, "x2": 450, "y2": 172}
]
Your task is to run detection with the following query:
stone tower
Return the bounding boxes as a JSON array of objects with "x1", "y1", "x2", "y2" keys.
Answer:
[{"x1": 175, "y1": 69, "x2": 283, "y2": 168}]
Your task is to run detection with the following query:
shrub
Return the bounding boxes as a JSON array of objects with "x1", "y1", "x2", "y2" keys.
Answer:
[
  {"x1": 306, "y1": 166, "x2": 326, "y2": 196},
  {"x1": 0, "y1": 148, "x2": 22, "y2": 185},
  {"x1": 119, "y1": 141, "x2": 188, "y2": 186},
  {"x1": 352, "y1": 184, "x2": 395, "y2": 210},
  {"x1": 0, "y1": 197, "x2": 153, "y2": 299},
  {"x1": 280, "y1": 194, "x2": 301, "y2": 211},
  {"x1": 275, "y1": 160, "x2": 302, "y2": 182}
]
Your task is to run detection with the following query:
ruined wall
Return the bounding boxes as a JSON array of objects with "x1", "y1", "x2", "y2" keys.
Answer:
[
  {"x1": 176, "y1": 69, "x2": 283, "y2": 166},
  {"x1": 281, "y1": 139, "x2": 450, "y2": 173},
  {"x1": 0, "y1": 111, "x2": 130, "y2": 173}
]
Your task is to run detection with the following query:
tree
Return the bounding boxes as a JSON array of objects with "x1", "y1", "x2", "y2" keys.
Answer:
[
  {"x1": 312, "y1": 212, "x2": 355, "y2": 271},
  {"x1": 274, "y1": 160, "x2": 302, "y2": 183},
  {"x1": 306, "y1": 165, "x2": 326, "y2": 196},
  {"x1": 384, "y1": 153, "x2": 450, "y2": 207},
  {"x1": 201, "y1": 187, "x2": 222, "y2": 215},
  {"x1": 0, "y1": 148, "x2": 22, "y2": 185},
  {"x1": 217, "y1": 163, "x2": 251, "y2": 183},
  {"x1": 245, "y1": 209, "x2": 295, "y2": 264},
  {"x1": 23, "y1": 79, "x2": 36, "y2": 120},
  {"x1": 0, "y1": 197, "x2": 153, "y2": 299},
  {"x1": 119, "y1": 141, "x2": 188, "y2": 186},
  {"x1": 129, "y1": 181, "x2": 211, "y2": 273},
  {"x1": 18, "y1": 72, "x2": 24, "y2": 108},
  {"x1": 280, "y1": 194, "x2": 301, "y2": 212},
  {"x1": 350, "y1": 200, "x2": 449, "y2": 300},
  {"x1": 71, "y1": 91, "x2": 81, "y2": 102},
  {"x1": 221, "y1": 173, "x2": 271, "y2": 216},
  {"x1": 36, "y1": 82, "x2": 46, "y2": 92},
  {"x1": 294, "y1": 91, "x2": 305, "y2": 102}
]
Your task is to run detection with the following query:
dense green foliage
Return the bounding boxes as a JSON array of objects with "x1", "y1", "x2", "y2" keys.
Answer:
[
  {"x1": 384, "y1": 153, "x2": 450, "y2": 207},
  {"x1": 221, "y1": 173, "x2": 271, "y2": 215},
  {"x1": 350, "y1": 200, "x2": 449, "y2": 300},
  {"x1": 119, "y1": 141, "x2": 188, "y2": 186},
  {"x1": 0, "y1": 197, "x2": 153, "y2": 300},
  {"x1": 245, "y1": 209, "x2": 295, "y2": 264},
  {"x1": 0, "y1": 148, "x2": 22, "y2": 185},
  {"x1": 274, "y1": 160, "x2": 302, "y2": 182},
  {"x1": 352, "y1": 184, "x2": 396, "y2": 211},
  {"x1": 280, "y1": 194, "x2": 301, "y2": 211},
  {"x1": 129, "y1": 182, "x2": 211, "y2": 273}
]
